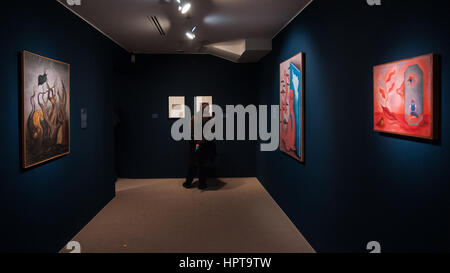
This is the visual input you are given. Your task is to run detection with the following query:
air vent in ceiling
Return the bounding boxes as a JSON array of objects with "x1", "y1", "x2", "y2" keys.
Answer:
[{"x1": 148, "y1": 16, "x2": 165, "y2": 37}]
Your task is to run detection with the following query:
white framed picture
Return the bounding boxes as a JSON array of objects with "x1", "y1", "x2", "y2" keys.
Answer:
[
  {"x1": 168, "y1": 96, "x2": 185, "y2": 118},
  {"x1": 194, "y1": 96, "x2": 213, "y2": 117}
]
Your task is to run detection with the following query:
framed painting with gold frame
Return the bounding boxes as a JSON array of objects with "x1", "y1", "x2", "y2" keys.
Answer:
[{"x1": 21, "y1": 50, "x2": 70, "y2": 168}]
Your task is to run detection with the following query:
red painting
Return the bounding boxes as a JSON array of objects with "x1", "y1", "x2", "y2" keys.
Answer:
[
  {"x1": 373, "y1": 54, "x2": 436, "y2": 139},
  {"x1": 280, "y1": 52, "x2": 304, "y2": 162}
]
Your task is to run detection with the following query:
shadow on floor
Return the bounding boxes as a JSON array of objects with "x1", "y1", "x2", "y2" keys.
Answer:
[{"x1": 190, "y1": 178, "x2": 244, "y2": 191}]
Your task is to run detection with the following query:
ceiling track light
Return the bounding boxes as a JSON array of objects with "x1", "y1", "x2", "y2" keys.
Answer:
[
  {"x1": 176, "y1": 0, "x2": 191, "y2": 14},
  {"x1": 186, "y1": 32, "x2": 195, "y2": 40},
  {"x1": 186, "y1": 26, "x2": 197, "y2": 40}
]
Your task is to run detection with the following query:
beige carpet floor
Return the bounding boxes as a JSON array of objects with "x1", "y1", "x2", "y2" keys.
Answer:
[{"x1": 60, "y1": 178, "x2": 314, "y2": 253}]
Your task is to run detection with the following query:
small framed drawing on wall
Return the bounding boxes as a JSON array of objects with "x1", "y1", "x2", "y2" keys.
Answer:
[
  {"x1": 194, "y1": 96, "x2": 213, "y2": 117},
  {"x1": 168, "y1": 96, "x2": 185, "y2": 118}
]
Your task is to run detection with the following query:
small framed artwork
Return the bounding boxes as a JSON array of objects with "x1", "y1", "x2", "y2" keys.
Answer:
[
  {"x1": 168, "y1": 96, "x2": 185, "y2": 118},
  {"x1": 21, "y1": 50, "x2": 70, "y2": 169},
  {"x1": 373, "y1": 54, "x2": 437, "y2": 139},
  {"x1": 194, "y1": 96, "x2": 213, "y2": 117},
  {"x1": 280, "y1": 52, "x2": 305, "y2": 163}
]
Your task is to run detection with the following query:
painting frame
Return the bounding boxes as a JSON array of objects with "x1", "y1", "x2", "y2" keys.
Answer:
[
  {"x1": 194, "y1": 96, "x2": 213, "y2": 117},
  {"x1": 21, "y1": 50, "x2": 71, "y2": 169},
  {"x1": 373, "y1": 53, "x2": 438, "y2": 140},
  {"x1": 168, "y1": 96, "x2": 185, "y2": 119},
  {"x1": 279, "y1": 52, "x2": 305, "y2": 163}
]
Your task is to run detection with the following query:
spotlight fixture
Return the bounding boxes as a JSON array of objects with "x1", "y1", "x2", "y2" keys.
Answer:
[
  {"x1": 176, "y1": 0, "x2": 191, "y2": 14},
  {"x1": 186, "y1": 26, "x2": 197, "y2": 40}
]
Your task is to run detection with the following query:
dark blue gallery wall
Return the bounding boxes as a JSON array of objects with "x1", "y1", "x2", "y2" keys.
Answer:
[
  {"x1": 256, "y1": 0, "x2": 450, "y2": 252},
  {"x1": 0, "y1": 2, "x2": 128, "y2": 252},
  {"x1": 114, "y1": 54, "x2": 258, "y2": 178}
]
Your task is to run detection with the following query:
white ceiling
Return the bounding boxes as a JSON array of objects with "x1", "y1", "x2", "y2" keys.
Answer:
[{"x1": 58, "y1": 0, "x2": 312, "y2": 56}]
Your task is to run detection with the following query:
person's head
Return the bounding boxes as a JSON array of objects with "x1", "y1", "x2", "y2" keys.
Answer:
[{"x1": 411, "y1": 99, "x2": 415, "y2": 104}]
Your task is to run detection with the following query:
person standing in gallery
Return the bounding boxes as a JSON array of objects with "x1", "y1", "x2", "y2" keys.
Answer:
[{"x1": 183, "y1": 103, "x2": 217, "y2": 190}]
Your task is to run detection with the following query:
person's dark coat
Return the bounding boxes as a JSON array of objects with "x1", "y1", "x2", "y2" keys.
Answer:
[{"x1": 188, "y1": 115, "x2": 217, "y2": 168}]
